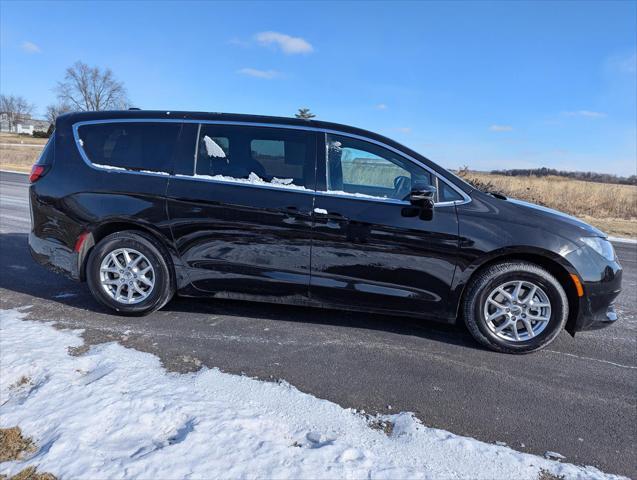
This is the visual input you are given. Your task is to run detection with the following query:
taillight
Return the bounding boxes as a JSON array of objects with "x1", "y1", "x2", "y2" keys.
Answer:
[
  {"x1": 29, "y1": 165, "x2": 47, "y2": 183},
  {"x1": 74, "y1": 231, "x2": 90, "y2": 253}
]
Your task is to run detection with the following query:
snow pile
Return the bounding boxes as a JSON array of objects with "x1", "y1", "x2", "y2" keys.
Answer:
[
  {"x1": 176, "y1": 172, "x2": 312, "y2": 192},
  {"x1": 92, "y1": 164, "x2": 171, "y2": 176},
  {"x1": 92, "y1": 162, "x2": 127, "y2": 171},
  {"x1": 0, "y1": 308, "x2": 624, "y2": 480}
]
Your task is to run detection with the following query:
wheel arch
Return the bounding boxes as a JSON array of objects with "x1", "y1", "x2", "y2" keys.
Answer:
[
  {"x1": 79, "y1": 221, "x2": 179, "y2": 283},
  {"x1": 454, "y1": 249, "x2": 580, "y2": 336}
]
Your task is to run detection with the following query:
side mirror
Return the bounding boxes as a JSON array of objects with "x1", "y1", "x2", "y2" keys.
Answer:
[{"x1": 409, "y1": 184, "x2": 436, "y2": 209}]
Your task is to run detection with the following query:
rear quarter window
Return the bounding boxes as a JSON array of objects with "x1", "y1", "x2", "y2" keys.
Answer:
[{"x1": 77, "y1": 122, "x2": 181, "y2": 173}]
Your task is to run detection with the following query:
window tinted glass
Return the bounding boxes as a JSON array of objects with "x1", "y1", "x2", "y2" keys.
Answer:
[
  {"x1": 438, "y1": 181, "x2": 462, "y2": 202},
  {"x1": 194, "y1": 125, "x2": 315, "y2": 190},
  {"x1": 78, "y1": 122, "x2": 181, "y2": 173},
  {"x1": 326, "y1": 134, "x2": 432, "y2": 201}
]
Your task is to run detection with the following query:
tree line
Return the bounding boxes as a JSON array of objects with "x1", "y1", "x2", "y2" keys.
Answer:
[
  {"x1": 1, "y1": 61, "x2": 130, "y2": 134},
  {"x1": 2, "y1": 60, "x2": 317, "y2": 135},
  {"x1": 490, "y1": 167, "x2": 636, "y2": 186}
]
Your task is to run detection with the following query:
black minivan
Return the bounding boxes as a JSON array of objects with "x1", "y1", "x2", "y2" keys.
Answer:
[{"x1": 29, "y1": 110, "x2": 622, "y2": 353}]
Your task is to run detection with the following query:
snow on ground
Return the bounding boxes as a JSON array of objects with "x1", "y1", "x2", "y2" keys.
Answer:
[{"x1": 0, "y1": 308, "x2": 625, "y2": 480}]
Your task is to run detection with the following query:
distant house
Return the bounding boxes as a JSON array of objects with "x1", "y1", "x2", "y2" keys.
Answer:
[{"x1": 0, "y1": 112, "x2": 50, "y2": 135}]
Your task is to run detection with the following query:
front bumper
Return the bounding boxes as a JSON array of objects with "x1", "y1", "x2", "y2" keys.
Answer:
[
  {"x1": 564, "y1": 246, "x2": 623, "y2": 334},
  {"x1": 575, "y1": 289, "x2": 621, "y2": 331}
]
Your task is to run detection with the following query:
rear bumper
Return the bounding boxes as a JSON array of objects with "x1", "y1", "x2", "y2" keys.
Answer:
[{"x1": 29, "y1": 232, "x2": 81, "y2": 281}]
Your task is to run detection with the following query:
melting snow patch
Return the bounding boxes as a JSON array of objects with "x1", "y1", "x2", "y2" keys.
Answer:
[
  {"x1": 0, "y1": 308, "x2": 626, "y2": 480},
  {"x1": 544, "y1": 451, "x2": 567, "y2": 461},
  {"x1": 92, "y1": 164, "x2": 170, "y2": 176},
  {"x1": 177, "y1": 172, "x2": 312, "y2": 192},
  {"x1": 202, "y1": 135, "x2": 227, "y2": 158},
  {"x1": 93, "y1": 163, "x2": 126, "y2": 171},
  {"x1": 53, "y1": 293, "x2": 77, "y2": 299}
]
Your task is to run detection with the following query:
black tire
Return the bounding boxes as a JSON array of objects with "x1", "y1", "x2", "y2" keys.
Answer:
[
  {"x1": 86, "y1": 231, "x2": 175, "y2": 315},
  {"x1": 463, "y1": 261, "x2": 568, "y2": 353}
]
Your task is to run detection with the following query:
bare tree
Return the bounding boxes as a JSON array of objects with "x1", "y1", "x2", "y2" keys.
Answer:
[
  {"x1": 295, "y1": 108, "x2": 316, "y2": 119},
  {"x1": 0, "y1": 94, "x2": 36, "y2": 131},
  {"x1": 55, "y1": 61, "x2": 129, "y2": 111},
  {"x1": 45, "y1": 102, "x2": 72, "y2": 125}
]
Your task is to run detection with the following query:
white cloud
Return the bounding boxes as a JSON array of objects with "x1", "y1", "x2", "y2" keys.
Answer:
[
  {"x1": 237, "y1": 68, "x2": 280, "y2": 79},
  {"x1": 376, "y1": 103, "x2": 388, "y2": 110},
  {"x1": 255, "y1": 31, "x2": 313, "y2": 55},
  {"x1": 607, "y1": 52, "x2": 636, "y2": 74},
  {"x1": 562, "y1": 110, "x2": 607, "y2": 118},
  {"x1": 21, "y1": 41, "x2": 41, "y2": 54},
  {"x1": 394, "y1": 127, "x2": 412, "y2": 134},
  {"x1": 618, "y1": 53, "x2": 637, "y2": 73},
  {"x1": 489, "y1": 124, "x2": 513, "y2": 132},
  {"x1": 227, "y1": 37, "x2": 250, "y2": 47}
]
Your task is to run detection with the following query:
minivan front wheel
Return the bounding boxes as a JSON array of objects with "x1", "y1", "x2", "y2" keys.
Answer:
[
  {"x1": 86, "y1": 231, "x2": 174, "y2": 315},
  {"x1": 463, "y1": 262, "x2": 568, "y2": 353}
]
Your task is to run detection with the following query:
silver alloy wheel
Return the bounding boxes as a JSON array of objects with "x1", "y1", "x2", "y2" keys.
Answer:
[
  {"x1": 483, "y1": 280, "x2": 552, "y2": 342},
  {"x1": 99, "y1": 248, "x2": 155, "y2": 304}
]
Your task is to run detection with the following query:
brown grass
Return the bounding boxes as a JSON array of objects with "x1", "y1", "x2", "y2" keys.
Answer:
[
  {"x1": 10, "y1": 376, "x2": 31, "y2": 389},
  {"x1": 0, "y1": 427, "x2": 35, "y2": 462},
  {"x1": 537, "y1": 469, "x2": 565, "y2": 480},
  {"x1": 0, "y1": 133, "x2": 48, "y2": 145},
  {"x1": 0, "y1": 144, "x2": 42, "y2": 173},
  {"x1": 461, "y1": 171, "x2": 637, "y2": 237},
  {"x1": 0, "y1": 428, "x2": 56, "y2": 480},
  {"x1": 0, "y1": 133, "x2": 47, "y2": 172},
  {"x1": 3, "y1": 467, "x2": 57, "y2": 480}
]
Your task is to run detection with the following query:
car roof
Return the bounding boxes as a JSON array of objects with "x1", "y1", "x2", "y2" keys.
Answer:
[{"x1": 62, "y1": 109, "x2": 396, "y2": 145}]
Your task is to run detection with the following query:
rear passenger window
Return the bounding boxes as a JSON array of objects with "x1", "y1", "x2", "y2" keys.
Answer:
[
  {"x1": 193, "y1": 125, "x2": 316, "y2": 190},
  {"x1": 77, "y1": 122, "x2": 181, "y2": 173}
]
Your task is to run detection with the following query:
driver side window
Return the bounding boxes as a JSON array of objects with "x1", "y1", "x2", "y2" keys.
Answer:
[{"x1": 326, "y1": 134, "x2": 432, "y2": 201}]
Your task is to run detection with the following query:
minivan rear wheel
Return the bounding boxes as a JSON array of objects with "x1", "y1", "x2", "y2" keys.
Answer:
[
  {"x1": 463, "y1": 261, "x2": 568, "y2": 353},
  {"x1": 86, "y1": 231, "x2": 175, "y2": 315}
]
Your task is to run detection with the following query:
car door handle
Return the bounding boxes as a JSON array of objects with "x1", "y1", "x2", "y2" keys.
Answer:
[{"x1": 313, "y1": 208, "x2": 328, "y2": 215}]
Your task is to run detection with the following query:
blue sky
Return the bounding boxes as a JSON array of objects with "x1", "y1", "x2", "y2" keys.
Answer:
[{"x1": 1, "y1": 1, "x2": 636, "y2": 175}]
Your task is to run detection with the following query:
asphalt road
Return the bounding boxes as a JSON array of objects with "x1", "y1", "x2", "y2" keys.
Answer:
[{"x1": 1, "y1": 170, "x2": 635, "y2": 477}]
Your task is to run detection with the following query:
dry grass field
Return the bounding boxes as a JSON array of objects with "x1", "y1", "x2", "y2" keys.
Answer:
[
  {"x1": 0, "y1": 133, "x2": 47, "y2": 172},
  {"x1": 460, "y1": 171, "x2": 636, "y2": 238}
]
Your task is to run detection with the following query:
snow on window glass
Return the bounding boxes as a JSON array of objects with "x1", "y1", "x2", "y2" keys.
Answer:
[
  {"x1": 177, "y1": 171, "x2": 312, "y2": 192},
  {"x1": 203, "y1": 136, "x2": 227, "y2": 158}
]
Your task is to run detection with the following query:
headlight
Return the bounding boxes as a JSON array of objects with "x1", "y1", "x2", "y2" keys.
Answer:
[{"x1": 581, "y1": 237, "x2": 616, "y2": 261}]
